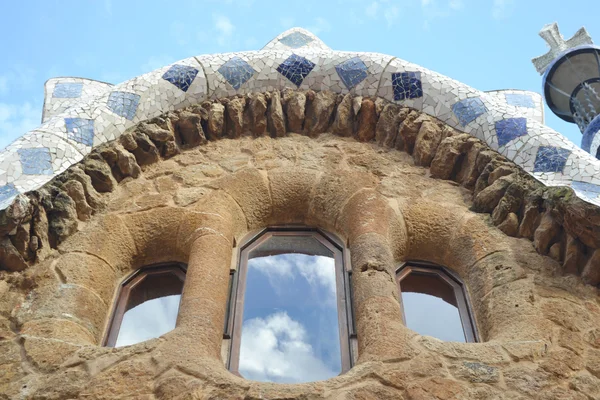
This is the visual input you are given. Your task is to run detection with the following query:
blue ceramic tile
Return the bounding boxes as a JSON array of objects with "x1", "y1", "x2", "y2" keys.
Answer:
[
  {"x1": 336, "y1": 57, "x2": 368, "y2": 90},
  {"x1": 53, "y1": 83, "x2": 83, "y2": 98},
  {"x1": 0, "y1": 183, "x2": 19, "y2": 205},
  {"x1": 392, "y1": 72, "x2": 422, "y2": 101},
  {"x1": 279, "y1": 31, "x2": 314, "y2": 48},
  {"x1": 217, "y1": 57, "x2": 256, "y2": 90},
  {"x1": 495, "y1": 118, "x2": 528, "y2": 147},
  {"x1": 277, "y1": 54, "x2": 315, "y2": 87},
  {"x1": 505, "y1": 93, "x2": 535, "y2": 108},
  {"x1": 162, "y1": 64, "x2": 199, "y2": 92},
  {"x1": 452, "y1": 97, "x2": 487, "y2": 126},
  {"x1": 18, "y1": 148, "x2": 53, "y2": 175},
  {"x1": 107, "y1": 91, "x2": 140, "y2": 120},
  {"x1": 65, "y1": 118, "x2": 94, "y2": 146},
  {"x1": 572, "y1": 181, "x2": 600, "y2": 199},
  {"x1": 533, "y1": 146, "x2": 571, "y2": 173}
]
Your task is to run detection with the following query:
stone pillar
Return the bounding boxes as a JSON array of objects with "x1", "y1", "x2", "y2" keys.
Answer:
[{"x1": 175, "y1": 212, "x2": 234, "y2": 360}]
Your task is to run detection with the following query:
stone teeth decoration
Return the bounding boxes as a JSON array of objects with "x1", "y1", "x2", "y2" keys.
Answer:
[{"x1": 1, "y1": 27, "x2": 600, "y2": 210}]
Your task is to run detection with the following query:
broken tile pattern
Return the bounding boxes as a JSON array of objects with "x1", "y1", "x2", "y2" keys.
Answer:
[
  {"x1": 1, "y1": 27, "x2": 600, "y2": 210},
  {"x1": 162, "y1": 64, "x2": 199, "y2": 92},
  {"x1": 452, "y1": 98, "x2": 487, "y2": 127}
]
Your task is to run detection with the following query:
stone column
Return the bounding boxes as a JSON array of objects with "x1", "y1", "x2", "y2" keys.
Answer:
[{"x1": 174, "y1": 211, "x2": 234, "y2": 360}]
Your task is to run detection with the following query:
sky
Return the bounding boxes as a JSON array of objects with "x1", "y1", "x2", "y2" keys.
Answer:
[{"x1": 1, "y1": 0, "x2": 600, "y2": 150}]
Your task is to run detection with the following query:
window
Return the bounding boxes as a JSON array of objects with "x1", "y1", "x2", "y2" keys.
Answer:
[
  {"x1": 104, "y1": 263, "x2": 186, "y2": 347},
  {"x1": 227, "y1": 227, "x2": 355, "y2": 383},
  {"x1": 396, "y1": 262, "x2": 477, "y2": 343}
]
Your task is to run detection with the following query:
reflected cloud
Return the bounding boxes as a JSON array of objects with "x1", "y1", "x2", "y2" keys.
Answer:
[
  {"x1": 402, "y1": 292, "x2": 465, "y2": 342},
  {"x1": 239, "y1": 311, "x2": 338, "y2": 383},
  {"x1": 115, "y1": 295, "x2": 181, "y2": 347},
  {"x1": 249, "y1": 254, "x2": 336, "y2": 300}
]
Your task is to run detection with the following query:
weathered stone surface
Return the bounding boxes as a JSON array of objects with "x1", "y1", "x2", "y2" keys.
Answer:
[
  {"x1": 451, "y1": 362, "x2": 499, "y2": 383},
  {"x1": 114, "y1": 143, "x2": 141, "y2": 179},
  {"x1": 498, "y1": 212, "x2": 519, "y2": 237},
  {"x1": 283, "y1": 89, "x2": 306, "y2": 133},
  {"x1": 356, "y1": 98, "x2": 377, "y2": 142},
  {"x1": 304, "y1": 90, "x2": 337, "y2": 135},
  {"x1": 375, "y1": 103, "x2": 403, "y2": 147},
  {"x1": 267, "y1": 90, "x2": 286, "y2": 137},
  {"x1": 225, "y1": 97, "x2": 247, "y2": 138},
  {"x1": 397, "y1": 111, "x2": 425, "y2": 153},
  {"x1": 141, "y1": 122, "x2": 174, "y2": 142},
  {"x1": 534, "y1": 212, "x2": 561, "y2": 255},
  {"x1": 332, "y1": 93, "x2": 354, "y2": 137},
  {"x1": 0, "y1": 236, "x2": 27, "y2": 271},
  {"x1": 413, "y1": 120, "x2": 444, "y2": 167},
  {"x1": 472, "y1": 174, "x2": 514, "y2": 213},
  {"x1": 207, "y1": 101, "x2": 225, "y2": 139},
  {"x1": 176, "y1": 110, "x2": 207, "y2": 146},
  {"x1": 82, "y1": 157, "x2": 116, "y2": 193},
  {"x1": 47, "y1": 190, "x2": 79, "y2": 247},
  {"x1": 581, "y1": 248, "x2": 600, "y2": 285},
  {"x1": 62, "y1": 180, "x2": 92, "y2": 221},
  {"x1": 430, "y1": 133, "x2": 472, "y2": 180},
  {"x1": 564, "y1": 234, "x2": 584, "y2": 275},
  {"x1": 62, "y1": 166, "x2": 105, "y2": 211},
  {"x1": 247, "y1": 92, "x2": 268, "y2": 137}
]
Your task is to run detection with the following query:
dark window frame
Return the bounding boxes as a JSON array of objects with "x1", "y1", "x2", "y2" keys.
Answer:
[
  {"x1": 227, "y1": 226, "x2": 356, "y2": 378},
  {"x1": 103, "y1": 262, "x2": 187, "y2": 347},
  {"x1": 395, "y1": 261, "x2": 479, "y2": 343}
]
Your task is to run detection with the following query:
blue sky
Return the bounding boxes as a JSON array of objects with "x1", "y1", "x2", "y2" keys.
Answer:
[{"x1": 1, "y1": 0, "x2": 599, "y2": 149}]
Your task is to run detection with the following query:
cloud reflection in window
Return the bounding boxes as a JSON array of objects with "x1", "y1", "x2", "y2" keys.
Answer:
[{"x1": 239, "y1": 254, "x2": 341, "y2": 383}]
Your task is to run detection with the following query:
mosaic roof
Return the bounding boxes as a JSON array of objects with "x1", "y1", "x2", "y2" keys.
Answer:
[{"x1": 1, "y1": 27, "x2": 599, "y2": 209}]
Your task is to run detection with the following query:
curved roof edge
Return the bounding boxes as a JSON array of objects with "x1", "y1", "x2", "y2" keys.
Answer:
[{"x1": 1, "y1": 27, "x2": 600, "y2": 210}]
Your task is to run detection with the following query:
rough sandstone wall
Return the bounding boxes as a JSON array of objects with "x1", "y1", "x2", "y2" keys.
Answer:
[{"x1": 0, "y1": 90, "x2": 598, "y2": 399}]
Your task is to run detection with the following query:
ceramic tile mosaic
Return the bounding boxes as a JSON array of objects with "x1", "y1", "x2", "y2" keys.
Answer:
[
  {"x1": 218, "y1": 57, "x2": 257, "y2": 90},
  {"x1": 53, "y1": 83, "x2": 83, "y2": 98},
  {"x1": 2, "y1": 27, "x2": 600, "y2": 210},
  {"x1": 452, "y1": 98, "x2": 487, "y2": 127},
  {"x1": 162, "y1": 64, "x2": 199, "y2": 92},
  {"x1": 277, "y1": 54, "x2": 316, "y2": 87}
]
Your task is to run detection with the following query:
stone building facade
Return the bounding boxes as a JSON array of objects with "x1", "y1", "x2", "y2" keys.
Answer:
[{"x1": 0, "y1": 29, "x2": 599, "y2": 399}]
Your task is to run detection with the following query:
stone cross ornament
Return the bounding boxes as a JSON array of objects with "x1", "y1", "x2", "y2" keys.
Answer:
[{"x1": 532, "y1": 22, "x2": 593, "y2": 75}]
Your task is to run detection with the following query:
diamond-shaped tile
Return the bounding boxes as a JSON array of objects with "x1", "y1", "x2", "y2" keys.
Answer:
[
  {"x1": 336, "y1": 57, "x2": 368, "y2": 90},
  {"x1": 452, "y1": 98, "x2": 487, "y2": 127},
  {"x1": 0, "y1": 183, "x2": 19, "y2": 205},
  {"x1": 572, "y1": 181, "x2": 600, "y2": 200},
  {"x1": 505, "y1": 93, "x2": 535, "y2": 108},
  {"x1": 277, "y1": 54, "x2": 316, "y2": 87},
  {"x1": 495, "y1": 118, "x2": 528, "y2": 147},
  {"x1": 392, "y1": 72, "x2": 422, "y2": 101},
  {"x1": 18, "y1": 148, "x2": 53, "y2": 175},
  {"x1": 65, "y1": 118, "x2": 94, "y2": 146},
  {"x1": 279, "y1": 31, "x2": 314, "y2": 48},
  {"x1": 162, "y1": 64, "x2": 199, "y2": 92},
  {"x1": 533, "y1": 146, "x2": 571, "y2": 173},
  {"x1": 217, "y1": 57, "x2": 256, "y2": 90},
  {"x1": 53, "y1": 83, "x2": 83, "y2": 98},
  {"x1": 107, "y1": 91, "x2": 140, "y2": 120}
]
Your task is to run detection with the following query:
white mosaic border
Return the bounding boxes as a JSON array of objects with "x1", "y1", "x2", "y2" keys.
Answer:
[{"x1": 1, "y1": 27, "x2": 600, "y2": 210}]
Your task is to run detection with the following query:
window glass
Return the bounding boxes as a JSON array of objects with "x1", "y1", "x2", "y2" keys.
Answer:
[
  {"x1": 106, "y1": 265, "x2": 185, "y2": 347},
  {"x1": 234, "y1": 231, "x2": 348, "y2": 383},
  {"x1": 397, "y1": 266, "x2": 476, "y2": 342}
]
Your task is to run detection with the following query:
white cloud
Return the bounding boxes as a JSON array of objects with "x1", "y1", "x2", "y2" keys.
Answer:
[
  {"x1": 213, "y1": 13, "x2": 235, "y2": 45},
  {"x1": 239, "y1": 312, "x2": 338, "y2": 383},
  {"x1": 0, "y1": 102, "x2": 41, "y2": 150},
  {"x1": 492, "y1": 0, "x2": 515, "y2": 20},
  {"x1": 384, "y1": 5, "x2": 400, "y2": 27},
  {"x1": 365, "y1": 1, "x2": 379, "y2": 18},
  {"x1": 249, "y1": 254, "x2": 336, "y2": 301}
]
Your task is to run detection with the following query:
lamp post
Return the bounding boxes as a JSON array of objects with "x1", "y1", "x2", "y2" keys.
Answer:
[{"x1": 533, "y1": 23, "x2": 600, "y2": 157}]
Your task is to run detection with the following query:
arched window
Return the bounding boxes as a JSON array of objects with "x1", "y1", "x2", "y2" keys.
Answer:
[
  {"x1": 104, "y1": 263, "x2": 186, "y2": 347},
  {"x1": 396, "y1": 262, "x2": 478, "y2": 343},
  {"x1": 227, "y1": 227, "x2": 355, "y2": 383}
]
